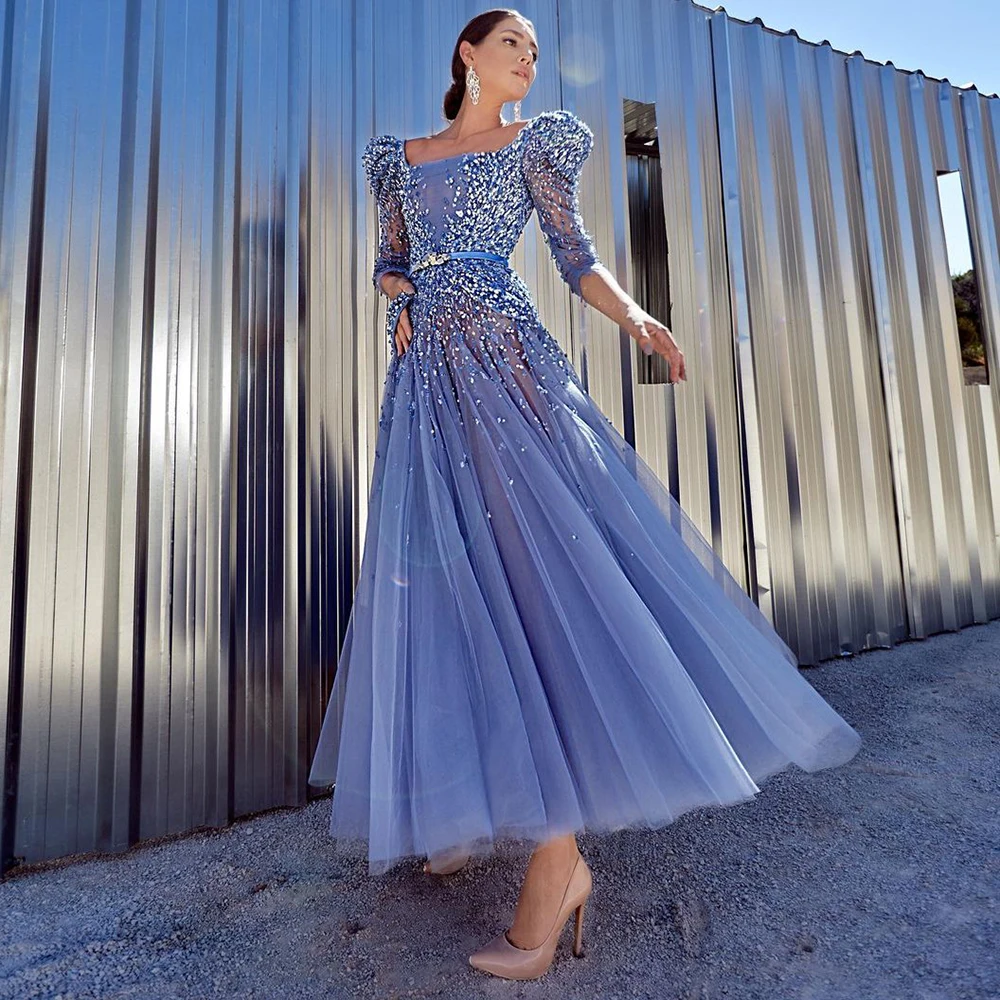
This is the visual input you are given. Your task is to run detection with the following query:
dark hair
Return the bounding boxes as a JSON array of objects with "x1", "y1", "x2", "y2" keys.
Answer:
[{"x1": 442, "y1": 9, "x2": 534, "y2": 121}]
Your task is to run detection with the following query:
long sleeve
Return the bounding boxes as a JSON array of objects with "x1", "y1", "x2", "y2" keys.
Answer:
[
  {"x1": 522, "y1": 110, "x2": 603, "y2": 299},
  {"x1": 361, "y1": 135, "x2": 411, "y2": 295}
]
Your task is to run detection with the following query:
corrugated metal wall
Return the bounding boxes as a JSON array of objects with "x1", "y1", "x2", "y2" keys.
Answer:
[{"x1": 1, "y1": 0, "x2": 998, "y2": 871}]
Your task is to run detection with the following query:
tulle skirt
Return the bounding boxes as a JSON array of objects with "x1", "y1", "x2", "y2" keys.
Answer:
[{"x1": 308, "y1": 289, "x2": 862, "y2": 875}]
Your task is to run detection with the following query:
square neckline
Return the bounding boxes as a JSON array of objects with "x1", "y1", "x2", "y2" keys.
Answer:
[{"x1": 401, "y1": 118, "x2": 534, "y2": 171}]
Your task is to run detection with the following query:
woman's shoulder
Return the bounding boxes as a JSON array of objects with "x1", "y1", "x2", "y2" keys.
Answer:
[
  {"x1": 523, "y1": 108, "x2": 592, "y2": 137},
  {"x1": 361, "y1": 134, "x2": 403, "y2": 196},
  {"x1": 362, "y1": 133, "x2": 402, "y2": 168},
  {"x1": 521, "y1": 110, "x2": 595, "y2": 175}
]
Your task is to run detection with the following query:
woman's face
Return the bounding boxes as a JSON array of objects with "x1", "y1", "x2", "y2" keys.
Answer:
[{"x1": 463, "y1": 17, "x2": 538, "y2": 106}]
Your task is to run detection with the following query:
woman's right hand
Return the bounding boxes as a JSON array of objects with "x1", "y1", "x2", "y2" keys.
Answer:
[{"x1": 381, "y1": 273, "x2": 417, "y2": 356}]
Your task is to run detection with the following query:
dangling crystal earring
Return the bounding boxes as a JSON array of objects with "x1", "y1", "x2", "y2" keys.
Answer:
[
  {"x1": 513, "y1": 100, "x2": 521, "y2": 121},
  {"x1": 466, "y1": 65, "x2": 480, "y2": 105}
]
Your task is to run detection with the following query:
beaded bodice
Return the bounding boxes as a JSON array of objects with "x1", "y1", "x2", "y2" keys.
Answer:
[{"x1": 361, "y1": 109, "x2": 602, "y2": 330}]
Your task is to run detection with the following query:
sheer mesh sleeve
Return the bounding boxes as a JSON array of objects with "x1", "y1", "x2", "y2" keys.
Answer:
[
  {"x1": 522, "y1": 110, "x2": 603, "y2": 299},
  {"x1": 362, "y1": 135, "x2": 411, "y2": 294}
]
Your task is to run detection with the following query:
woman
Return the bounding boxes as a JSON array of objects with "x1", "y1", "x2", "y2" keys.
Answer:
[{"x1": 309, "y1": 7, "x2": 862, "y2": 981}]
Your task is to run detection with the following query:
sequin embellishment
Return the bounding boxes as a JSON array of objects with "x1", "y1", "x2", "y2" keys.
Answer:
[{"x1": 361, "y1": 109, "x2": 604, "y2": 450}]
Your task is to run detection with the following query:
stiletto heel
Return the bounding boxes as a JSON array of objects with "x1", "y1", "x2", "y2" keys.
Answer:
[
  {"x1": 572, "y1": 900, "x2": 585, "y2": 956},
  {"x1": 468, "y1": 853, "x2": 593, "y2": 980}
]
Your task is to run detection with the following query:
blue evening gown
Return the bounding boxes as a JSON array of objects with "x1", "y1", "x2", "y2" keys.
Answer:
[{"x1": 308, "y1": 109, "x2": 862, "y2": 875}]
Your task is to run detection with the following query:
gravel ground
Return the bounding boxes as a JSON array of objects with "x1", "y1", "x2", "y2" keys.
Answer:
[{"x1": 1, "y1": 619, "x2": 998, "y2": 1000}]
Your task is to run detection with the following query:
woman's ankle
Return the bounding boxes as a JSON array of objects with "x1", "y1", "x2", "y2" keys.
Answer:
[{"x1": 529, "y1": 833, "x2": 580, "y2": 866}]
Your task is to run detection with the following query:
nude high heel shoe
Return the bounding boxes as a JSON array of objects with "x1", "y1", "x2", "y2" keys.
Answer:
[{"x1": 468, "y1": 853, "x2": 592, "y2": 980}]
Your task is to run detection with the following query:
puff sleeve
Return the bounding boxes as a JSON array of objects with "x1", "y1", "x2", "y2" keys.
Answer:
[
  {"x1": 361, "y1": 135, "x2": 411, "y2": 294},
  {"x1": 521, "y1": 110, "x2": 603, "y2": 298}
]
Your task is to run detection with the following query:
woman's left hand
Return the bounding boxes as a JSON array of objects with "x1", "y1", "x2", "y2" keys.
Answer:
[{"x1": 623, "y1": 304, "x2": 686, "y2": 383}]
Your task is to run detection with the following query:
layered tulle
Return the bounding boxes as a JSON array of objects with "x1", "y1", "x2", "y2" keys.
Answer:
[{"x1": 308, "y1": 277, "x2": 862, "y2": 875}]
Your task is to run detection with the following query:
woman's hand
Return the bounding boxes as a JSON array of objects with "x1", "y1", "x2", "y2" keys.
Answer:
[
  {"x1": 577, "y1": 269, "x2": 687, "y2": 384},
  {"x1": 623, "y1": 303, "x2": 686, "y2": 383},
  {"x1": 380, "y1": 273, "x2": 417, "y2": 356}
]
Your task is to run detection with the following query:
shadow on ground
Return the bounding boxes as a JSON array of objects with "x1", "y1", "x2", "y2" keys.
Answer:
[{"x1": 1, "y1": 620, "x2": 998, "y2": 999}]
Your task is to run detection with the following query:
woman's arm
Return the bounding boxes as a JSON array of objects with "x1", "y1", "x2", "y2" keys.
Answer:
[
  {"x1": 362, "y1": 136, "x2": 417, "y2": 356},
  {"x1": 522, "y1": 112, "x2": 686, "y2": 384}
]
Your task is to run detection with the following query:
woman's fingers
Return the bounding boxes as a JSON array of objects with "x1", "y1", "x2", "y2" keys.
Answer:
[
  {"x1": 399, "y1": 307, "x2": 412, "y2": 350},
  {"x1": 635, "y1": 320, "x2": 686, "y2": 383},
  {"x1": 390, "y1": 282, "x2": 416, "y2": 356},
  {"x1": 395, "y1": 306, "x2": 412, "y2": 356}
]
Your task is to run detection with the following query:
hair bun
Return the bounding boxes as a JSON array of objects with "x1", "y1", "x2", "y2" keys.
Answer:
[{"x1": 443, "y1": 76, "x2": 465, "y2": 121}]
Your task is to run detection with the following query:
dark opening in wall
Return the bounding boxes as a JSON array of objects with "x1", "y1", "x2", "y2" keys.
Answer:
[
  {"x1": 935, "y1": 169, "x2": 988, "y2": 386},
  {"x1": 624, "y1": 98, "x2": 672, "y2": 385}
]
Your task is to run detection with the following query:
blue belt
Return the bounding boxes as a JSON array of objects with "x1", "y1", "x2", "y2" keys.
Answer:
[{"x1": 409, "y1": 250, "x2": 508, "y2": 274}]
